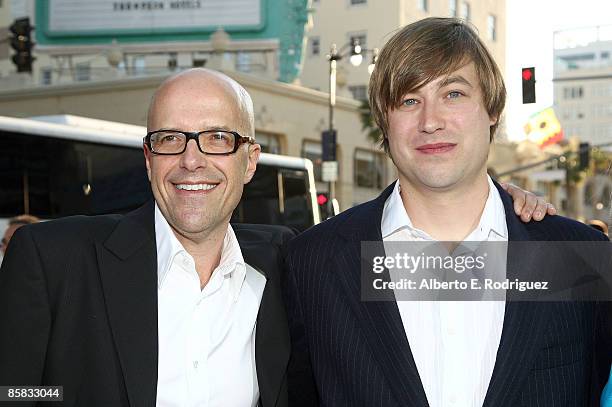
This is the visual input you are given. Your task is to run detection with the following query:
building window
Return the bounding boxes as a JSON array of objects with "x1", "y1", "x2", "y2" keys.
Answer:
[
  {"x1": 255, "y1": 132, "x2": 282, "y2": 154},
  {"x1": 75, "y1": 63, "x2": 91, "y2": 81},
  {"x1": 192, "y1": 58, "x2": 206, "y2": 67},
  {"x1": 348, "y1": 85, "x2": 368, "y2": 101},
  {"x1": 593, "y1": 105, "x2": 603, "y2": 118},
  {"x1": 236, "y1": 52, "x2": 251, "y2": 72},
  {"x1": 449, "y1": 0, "x2": 457, "y2": 16},
  {"x1": 418, "y1": 0, "x2": 428, "y2": 12},
  {"x1": 133, "y1": 56, "x2": 146, "y2": 75},
  {"x1": 354, "y1": 149, "x2": 387, "y2": 189},
  {"x1": 310, "y1": 37, "x2": 320, "y2": 57},
  {"x1": 562, "y1": 107, "x2": 570, "y2": 120},
  {"x1": 487, "y1": 15, "x2": 496, "y2": 41},
  {"x1": 563, "y1": 86, "x2": 584, "y2": 99},
  {"x1": 460, "y1": 1, "x2": 470, "y2": 21},
  {"x1": 41, "y1": 67, "x2": 52, "y2": 85},
  {"x1": 348, "y1": 32, "x2": 367, "y2": 49},
  {"x1": 350, "y1": 0, "x2": 366, "y2": 5},
  {"x1": 301, "y1": 140, "x2": 323, "y2": 181},
  {"x1": 602, "y1": 51, "x2": 610, "y2": 59}
]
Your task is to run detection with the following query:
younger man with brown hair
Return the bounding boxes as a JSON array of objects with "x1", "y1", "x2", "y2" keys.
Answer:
[{"x1": 284, "y1": 17, "x2": 610, "y2": 407}]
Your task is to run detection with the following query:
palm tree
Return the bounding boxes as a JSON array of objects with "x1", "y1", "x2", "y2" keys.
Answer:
[{"x1": 359, "y1": 99, "x2": 383, "y2": 146}]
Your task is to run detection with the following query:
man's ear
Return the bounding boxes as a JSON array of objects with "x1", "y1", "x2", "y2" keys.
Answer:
[
  {"x1": 143, "y1": 144, "x2": 152, "y2": 182},
  {"x1": 489, "y1": 114, "x2": 498, "y2": 126},
  {"x1": 244, "y1": 143, "x2": 261, "y2": 184}
]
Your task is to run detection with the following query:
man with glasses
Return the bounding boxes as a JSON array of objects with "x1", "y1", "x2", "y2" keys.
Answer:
[{"x1": 0, "y1": 69, "x2": 291, "y2": 407}]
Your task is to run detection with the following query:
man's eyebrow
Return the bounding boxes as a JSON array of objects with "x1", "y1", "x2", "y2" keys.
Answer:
[{"x1": 438, "y1": 75, "x2": 473, "y2": 89}]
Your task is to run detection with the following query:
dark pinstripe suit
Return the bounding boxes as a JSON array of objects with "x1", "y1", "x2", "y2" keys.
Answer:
[{"x1": 283, "y1": 181, "x2": 611, "y2": 407}]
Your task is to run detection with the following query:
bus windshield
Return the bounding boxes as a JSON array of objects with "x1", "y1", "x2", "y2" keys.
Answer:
[{"x1": 0, "y1": 115, "x2": 319, "y2": 233}]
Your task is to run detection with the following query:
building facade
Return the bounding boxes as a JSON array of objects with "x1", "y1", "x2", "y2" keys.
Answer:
[
  {"x1": 553, "y1": 25, "x2": 612, "y2": 146},
  {"x1": 299, "y1": 0, "x2": 506, "y2": 100},
  {"x1": 0, "y1": 0, "x2": 513, "y2": 211}
]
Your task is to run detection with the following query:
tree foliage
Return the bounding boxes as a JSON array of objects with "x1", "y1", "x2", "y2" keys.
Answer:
[{"x1": 359, "y1": 99, "x2": 383, "y2": 145}]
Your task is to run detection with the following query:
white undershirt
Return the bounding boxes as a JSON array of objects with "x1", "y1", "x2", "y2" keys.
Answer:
[
  {"x1": 381, "y1": 176, "x2": 508, "y2": 407},
  {"x1": 155, "y1": 204, "x2": 266, "y2": 407}
]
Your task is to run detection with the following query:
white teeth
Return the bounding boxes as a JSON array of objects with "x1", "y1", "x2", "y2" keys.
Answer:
[{"x1": 175, "y1": 183, "x2": 217, "y2": 191}]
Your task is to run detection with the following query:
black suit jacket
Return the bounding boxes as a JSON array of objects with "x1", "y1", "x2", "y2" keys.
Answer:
[
  {"x1": 0, "y1": 201, "x2": 292, "y2": 407},
  {"x1": 284, "y1": 181, "x2": 611, "y2": 407}
]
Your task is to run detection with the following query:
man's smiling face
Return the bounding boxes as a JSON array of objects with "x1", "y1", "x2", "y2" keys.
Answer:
[
  {"x1": 144, "y1": 71, "x2": 259, "y2": 241},
  {"x1": 386, "y1": 61, "x2": 497, "y2": 193}
]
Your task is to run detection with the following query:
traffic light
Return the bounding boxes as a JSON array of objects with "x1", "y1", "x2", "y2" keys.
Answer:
[
  {"x1": 522, "y1": 67, "x2": 535, "y2": 104},
  {"x1": 317, "y1": 193, "x2": 329, "y2": 206},
  {"x1": 578, "y1": 142, "x2": 590, "y2": 170},
  {"x1": 321, "y1": 130, "x2": 337, "y2": 162},
  {"x1": 10, "y1": 17, "x2": 35, "y2": 73},
  {"x1": 317, "y1": 193, "x2": 331, "y2": 219}
]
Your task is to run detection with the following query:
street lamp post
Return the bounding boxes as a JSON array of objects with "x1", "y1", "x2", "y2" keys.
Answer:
[{"x1": 324, "y1": 40, "x2": 378, "y2": 214}]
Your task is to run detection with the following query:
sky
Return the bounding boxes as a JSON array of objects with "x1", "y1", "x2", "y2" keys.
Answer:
[{"x1": 505, "y1": 0, "x2": 612, "y2": 141}]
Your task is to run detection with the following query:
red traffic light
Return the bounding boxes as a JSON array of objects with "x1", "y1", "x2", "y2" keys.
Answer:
[
  {"x1": 522, "y1": 67, "x2": 536, "y2": 104},
  {"x1": 317, "y1": 194, "x2": 328, "y2": 206}
]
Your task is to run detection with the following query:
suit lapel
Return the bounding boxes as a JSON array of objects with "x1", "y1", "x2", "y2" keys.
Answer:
[
  {"x1": 483, "y1": 183, "x2": 551, "y2": 406},
  {"x1": 334, "y1": 181, "x2": 552, "y2": 406},
  {"x1": 96, "y1": 201, "x2": 158, "y2": 407},
  {"x1": 334, "y1": 183, "x2": 429, "y2": 407},
  {"x1": 239, "y1": 231, "x2": 290, "y2": 407}
]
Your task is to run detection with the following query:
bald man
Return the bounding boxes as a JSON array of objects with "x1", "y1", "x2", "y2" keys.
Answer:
[{"x1": 0, "y1": 69, "x2": 292, "y2": 407}]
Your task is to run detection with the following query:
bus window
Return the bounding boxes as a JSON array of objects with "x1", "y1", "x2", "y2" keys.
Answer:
[
  {"x1": 281, "y1": 168, "x2": 315, "y2": 231},
  {"x1": 0, "y1": 131, "x2": 152, "y2": 218},
  {"x1": 231, "y1": 166, "x2": 314, "y2": 232}
]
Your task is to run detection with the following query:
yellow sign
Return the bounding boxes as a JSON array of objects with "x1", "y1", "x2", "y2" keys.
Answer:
[{"x1": 523, "y1": 107, "x2": 564, "y2": 148}]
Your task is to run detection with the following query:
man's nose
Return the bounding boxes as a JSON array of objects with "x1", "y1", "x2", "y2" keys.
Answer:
[
  {"x1": 418, "y1": 102, "x2": 445, "y2": 134},
  {"x1": 179, "y1": 139, "x2": 208, "y2": 171}
]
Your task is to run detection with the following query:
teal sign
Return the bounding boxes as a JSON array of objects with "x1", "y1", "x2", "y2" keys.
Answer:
[{"x1": 35, "y1": 0, "x2": 309, "y2": 82}]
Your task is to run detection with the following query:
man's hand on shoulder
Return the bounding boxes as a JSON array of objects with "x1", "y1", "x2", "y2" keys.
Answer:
[{"x1": 502, "y1": 182, "x2": 556, "y2": 222}]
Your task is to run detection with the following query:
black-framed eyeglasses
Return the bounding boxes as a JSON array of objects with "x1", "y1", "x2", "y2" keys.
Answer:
[{"x1": 144, "y1": 129, "x2": 255, "y2": 155}]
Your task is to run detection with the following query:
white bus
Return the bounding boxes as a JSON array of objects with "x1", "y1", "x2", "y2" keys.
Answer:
[{"x1": 0, "y1": 115, "x2": 320, "y2": 235}]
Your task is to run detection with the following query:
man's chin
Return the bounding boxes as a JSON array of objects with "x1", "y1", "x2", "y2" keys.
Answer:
[{"x1": 408, "y1": 172, "x2": 462, "y2": 191}]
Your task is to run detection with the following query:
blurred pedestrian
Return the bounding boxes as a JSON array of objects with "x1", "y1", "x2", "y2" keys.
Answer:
[{"x1": 1, "y1": 214, "x2": 40, "y2": 256}]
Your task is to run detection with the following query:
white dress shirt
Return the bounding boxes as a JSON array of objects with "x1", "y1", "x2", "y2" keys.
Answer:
[
  {"x1": 155, "y1": 204, "x2": 266, "y2": 407},
  {"x1": 381, "y1": 176, "x2": 508, "y2": 407}
]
